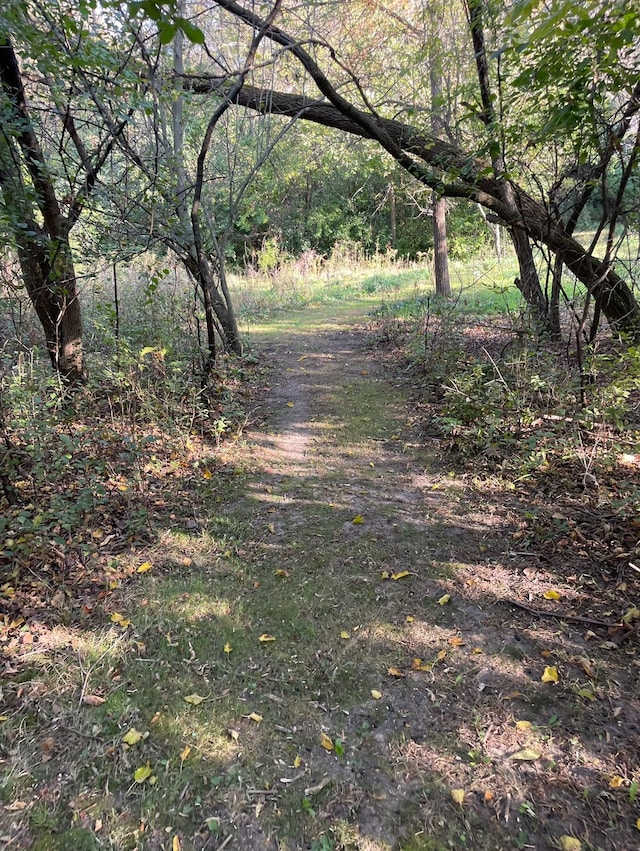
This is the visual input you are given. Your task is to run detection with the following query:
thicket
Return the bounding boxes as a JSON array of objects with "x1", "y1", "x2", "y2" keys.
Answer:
[{"x1": 372, "y1": 263, "x2": 640, "y2": 574}]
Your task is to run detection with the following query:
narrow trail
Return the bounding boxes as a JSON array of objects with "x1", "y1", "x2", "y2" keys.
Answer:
[
  {"x1": 4, "y1": 306, "x2": 639, "y2": 850},
  {"x1": 209, "y1": 308, "x2": 527, "y2": 848},
  {"x1": 199, "y1": 306, "x2": 640, "y2": 851}
]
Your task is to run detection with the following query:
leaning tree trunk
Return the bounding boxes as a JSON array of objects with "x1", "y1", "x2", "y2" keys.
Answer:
[
  {"x1": 0, "y1": 38, "x2": 86, "y2": 383},
  {"x1": 181, "y1": 249, "x2": 242, "y2": 357},
  {"x1": 184, "y1": 57, "x2": 640, "y2": 342}
]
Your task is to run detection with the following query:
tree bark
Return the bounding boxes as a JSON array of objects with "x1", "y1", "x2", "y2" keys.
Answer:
[
  {"x1": 510, "y1": 226, "x2": 547, "y2": 324},
  {"x1": 388, "y1": 182, "x2": 397, "y2": 249},
  {"x1": 465, "y1": 0, "x2": 548, "y2": 327},
  {"x1": 0, "y1": 39, "x2": 86, "y2": 382},
  {"x1": 430, "y1": 51, "x2": 451, "y2": 298},
  {"x1": 432, "y1": 196, "x2": 451, "y2": 297}
]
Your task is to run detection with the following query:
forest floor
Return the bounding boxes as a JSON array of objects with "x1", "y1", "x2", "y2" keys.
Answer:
[{"x1": 2, "y1": 299, "x2": 640, "y2": 851}]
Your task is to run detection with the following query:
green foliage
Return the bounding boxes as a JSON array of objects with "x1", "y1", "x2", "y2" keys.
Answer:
[{"x1": 126, "y1": 1, "x2": 205, "y2": 43}]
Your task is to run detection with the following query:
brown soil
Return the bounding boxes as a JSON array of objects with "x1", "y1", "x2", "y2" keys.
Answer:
[
  {"x1": 2, "y1": 305, "x2": 639, "y2": 851},
  {"x1": 209, "y1": 311, "x2": 640, "y2": 850}
]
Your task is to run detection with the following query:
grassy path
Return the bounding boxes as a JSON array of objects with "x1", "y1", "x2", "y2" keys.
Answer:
[{"x1": 4, "y1": 300, "x2": 640, "y2": 850}]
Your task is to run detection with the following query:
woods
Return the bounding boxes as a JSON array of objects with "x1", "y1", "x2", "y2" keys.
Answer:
[
  {"x1": 2, "y1": 0, "x2": 640, "y2": 378},
  {"x1": 2, "y1": 3, "x2": 640, "y2": 849}
]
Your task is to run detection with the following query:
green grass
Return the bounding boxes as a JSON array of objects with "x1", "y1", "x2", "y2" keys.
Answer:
[{"x1": 8, "y1": 248, "x2": 630, "y2": 850}]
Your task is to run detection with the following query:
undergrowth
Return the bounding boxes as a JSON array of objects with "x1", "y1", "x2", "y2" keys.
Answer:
[{"x1": 372, "y1": 288, "x2": 640, "y2": 577}]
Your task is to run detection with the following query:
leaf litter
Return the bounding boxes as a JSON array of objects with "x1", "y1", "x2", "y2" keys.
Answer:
[{"x1": 1, "y1": 307, "x2": 640, "y2": 850}]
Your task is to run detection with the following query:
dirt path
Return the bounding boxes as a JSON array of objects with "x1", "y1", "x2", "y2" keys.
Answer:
[
  {"x1": 3, "y1": 304, "x2": 639, "y2": 851},
  {"x1": 205, "y1": 306, "x2": 639, "y2": 851}
]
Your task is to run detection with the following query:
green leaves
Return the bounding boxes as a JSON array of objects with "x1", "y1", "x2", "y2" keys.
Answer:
[{"x1": 126, "y1": 2, "x2": 205, "y2": 44}]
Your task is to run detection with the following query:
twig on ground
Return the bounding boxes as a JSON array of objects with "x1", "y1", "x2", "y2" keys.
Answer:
[{"x1": 502, "y1": 597, "x2": 615, "y2": 628}]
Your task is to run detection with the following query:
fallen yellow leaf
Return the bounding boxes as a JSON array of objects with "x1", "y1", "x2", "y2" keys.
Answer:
[
  {"x1": 259, "y1": 633, "x2": 276, "y2": 643},
  {"x1": 609, "y1": 775, "x2": 624, "y2": 788},
  {"x1": 636, "y1": 817, "x2": 640, "y2": 830},
  {"x1": 137, "y1": 561, "x2": 152, "y2": 573},
  {"x1": 286, "y1": 401, "x2": 295, "y2": 408},
  {"x1": 224, "y1": 642, "x2": 232, "y2": 654},
  {"x1": 511, "y1": 748, "x2": 541, "y2": 761},
  {"x1": 449, "y1": 636, "x2": 464, "y2": 646},
  {"x1": 436, "y1": 649, "x2": 447, "y2": 661},
  {"x1": 293, "y1": 754, "x2": 302, "y2": 768},
  {"x1": 391, "y1": 570, "x2": 411, "y2": 580},
  {"x1": 320, "y1": 732, "x2": 334, "y2": 751},
  {"x1": 387, "y1": 667, "x2": 405, "y2": 678},
  {"x1": 173, "y1": 836, "x2": 181, "y2": 851},
  {"x1": 248, "y1": 712, "x2": 263, "y2": 723},
  {"x1": 483, "y1": 789, "x2": 494, "y2": 802},
  {"x1": 274, "y1": 569, "x2": 290, "y2": 577},
  {"x1": 543, "y1": 589, "x2": 560, "y2": 600},
  {"x1": 202, "y1": 468, "x2": 213, "y2": 479},
  {"x1": 406, "y1": 615, "x2": 414, "y2": 623},
  {"x1": 541, "y1": 666, "x2": 559, "y2": 683},
  {"x1": 134, "y1": 763, "x2": 153, "y2": 783},
  {"x1": 380, "y1": 570, "x2": 390, "y2": 579},
  {"x1": 352, "y1": 515, "x2": 364, "y2": 525},
  {"x1": 371, "y1": 689, "x2": 382, "y2": 700},
  {"x1": 450, "y1": 788, "x2": 465, "y2": 805},
  {"x1": 183, "y1": 693, "x2": 205, "y2": 705},
  {"x1": 180, "y1": 745, "x2": 191, "y2": 762},
  {"x1": 438, "y1": 594, "x2": 451, "y2": 606},
  {"x1": 559, "y1": 837, "x2": 582, "y2": 851},
  {"x1": 340, "y1": 630, "x2": 350, "y2": 639},
  {"x1": 110, "y1": 612, "x2": 125, "y2": 623},
  {"x1": 122, "y1": 728, "x2": 143, "y2": 746},
  {"x1": 515, "y1": 720, "x2": 532, "y2": 731}
]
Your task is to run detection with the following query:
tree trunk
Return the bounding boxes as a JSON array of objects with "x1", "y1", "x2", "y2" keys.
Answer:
[
  {"x1": 430, "y1": 50, "x2": 451, "y2": 298},
  {"x1": 0, "y1": 38, "x2": 86, "y2": 383},
  {"x1": 388, "y1": 182, "x2": 397, "y2": 248},
  {"x1": 433, "y1": 195, "x2": 451, "y2": 297},
  {"x1": 16, "y1": 236, "x2": 86, "y2": 381},
  {"x1": 549, "y1": 254, "x2": 563, "y2": 341},
  {"x1": 181, "y1": 249, "x2": 242, "y2": 356},
  {"x1": 510, "y1": 226, "x2": 547, "y2": 325},
  {"x1": 0, "y1": 136, "x2": 86, "y2": 382}
]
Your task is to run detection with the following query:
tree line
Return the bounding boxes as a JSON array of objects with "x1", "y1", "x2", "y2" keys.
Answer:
[{"x1": 1, "y1": 0, "x2": 639, "y2": 385}]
